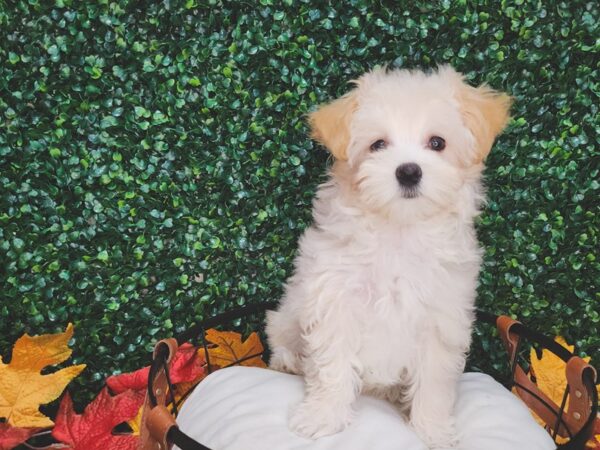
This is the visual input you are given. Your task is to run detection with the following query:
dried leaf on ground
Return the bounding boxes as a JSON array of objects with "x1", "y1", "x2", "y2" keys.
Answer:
[
  {"x1": 52, "y1": 388, "x2": 142, "y2": 450},
  {"x1": 204, "y1": 329, "x2": 267, "y2": 369},
  {"x1": 0, "y1": 324, "x2": 86, "y2": 427},
  {"x1": 0, "y1": 423, "x2": 40, "y2": 450}
]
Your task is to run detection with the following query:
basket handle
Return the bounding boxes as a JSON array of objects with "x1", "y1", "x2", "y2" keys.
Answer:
[
  {"x1": 496, "y1": 315, "x2": 598, "y2": 441},
  {"x1": 564, "y1": 358, "x2": 597, "y2": 436},
  {"x1": 139, "y1": 338, "x2": 179, "y2": 450}
]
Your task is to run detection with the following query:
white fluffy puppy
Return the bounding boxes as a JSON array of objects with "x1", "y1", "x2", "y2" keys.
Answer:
[{"x1": 265, "y1": 66, "x2": 511, "y2": 448}]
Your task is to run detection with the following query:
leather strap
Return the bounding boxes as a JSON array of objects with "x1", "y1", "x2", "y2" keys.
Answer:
[
  {"x1": 496, "y1": 315, "x2": 521, "y2": 364},
  {"x1": 147, "y1": 406, "x2": 178, "y2": 449},
  {"x1": 139, "y1": 338, "x2": 179, "y2": 450},
  {"x1": 565, "y1": 357, "x2": 597, "y2": 428}
]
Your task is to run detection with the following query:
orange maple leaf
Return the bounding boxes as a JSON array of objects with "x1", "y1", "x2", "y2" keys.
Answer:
[
  {"x1": 0, "y1": 323, "x2": 86, "y2": 427},
  {"x1": 204, "y1": 329, "x2": 267, "y2": 369}
]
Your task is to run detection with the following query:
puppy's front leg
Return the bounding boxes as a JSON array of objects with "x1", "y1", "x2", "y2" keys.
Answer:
[
  {"x1": 290, "y1": 313, "x2": 362, "y2": 439},
  {"x1": 409, "y1": 333, "x2": 466, "y2": 449}
]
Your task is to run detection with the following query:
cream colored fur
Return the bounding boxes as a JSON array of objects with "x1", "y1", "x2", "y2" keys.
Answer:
[{"x1": 265, "y1": 66, "x2": 511, "y2": 448}]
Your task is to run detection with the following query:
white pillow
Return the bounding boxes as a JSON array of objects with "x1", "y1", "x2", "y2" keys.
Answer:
[{"x1": 175, "y1": 366, "x2": 554, "y2": 450}]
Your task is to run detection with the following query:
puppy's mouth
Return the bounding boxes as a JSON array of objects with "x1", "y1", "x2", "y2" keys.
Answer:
[{"x1": 401, "y1": 188, "x2": 420, "y2": 199}]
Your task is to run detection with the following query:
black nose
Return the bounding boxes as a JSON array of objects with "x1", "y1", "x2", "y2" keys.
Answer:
[{"x1": 396, "y1": 163, "x2": 422, "y2": 187}]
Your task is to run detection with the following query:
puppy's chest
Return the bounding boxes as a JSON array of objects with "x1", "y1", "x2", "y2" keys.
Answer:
[
  {"x1": 351, "y1": 227, "x2": 460, "y2": 298},
  {"x1": 347, "y1": 229, "x2": 474, "y2": 384}
]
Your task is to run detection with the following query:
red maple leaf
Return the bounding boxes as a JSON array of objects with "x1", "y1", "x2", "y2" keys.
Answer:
[
  {"x1": 106, "y1": 343, "x2": 205, "y2": 393},
  {"x1": 106, "y1": 366, "x2": 150, "y2": 394},
  {"x1": 0, "y1": 423, "x2": 40, "y2": 450},
  {"x1": 52, "y1": 388, "x2": 142, "y2": 450}
]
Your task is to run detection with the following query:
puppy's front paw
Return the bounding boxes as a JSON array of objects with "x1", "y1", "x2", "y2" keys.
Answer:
[
  {"x1": 411, "y1": 418, "x2": 458, "y2": 449},
  {"x1": 289, "y1": 401, "x2": 351, "y2": 439}
]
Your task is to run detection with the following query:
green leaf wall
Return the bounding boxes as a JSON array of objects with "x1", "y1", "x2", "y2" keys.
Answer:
[{"x1": 1, "y1": 0, "x2": 598, "y2": 401}]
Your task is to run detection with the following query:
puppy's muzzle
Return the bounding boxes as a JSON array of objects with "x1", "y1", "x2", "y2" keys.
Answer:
[{"x1": 396, "y1": 163, "x2": 422, "y2": 188}]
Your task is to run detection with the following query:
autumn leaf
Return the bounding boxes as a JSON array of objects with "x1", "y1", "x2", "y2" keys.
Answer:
[
  {"x1": 0, "y1": 423, "x2": 40, "y2": 450},
  {"x1": 204, "y1": 329, "x2": 267, "y2": 368},
  {"x1": 52, "y1": 388, "x2": 142, "y2": 450},
  {"x1": 107, "y1": 343, "x2": 205, "y2": 393},
  {"x1": 127, "y1": 405, "x2": 144, "y2": 437},
  {"x1": 0, "y1": 323, "x2": 86, "y2": 427},
  {"x1": 106, "y1": 366, "x2": 150, "y2": 395},
  {"x1": 168, "y1": 343, "x2": 207, "y2": 384}
]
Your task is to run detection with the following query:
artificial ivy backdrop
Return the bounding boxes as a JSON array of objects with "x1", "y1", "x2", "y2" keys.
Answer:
[{"x1": 1, "y1": 0, "x2": 598, "y2": 403}]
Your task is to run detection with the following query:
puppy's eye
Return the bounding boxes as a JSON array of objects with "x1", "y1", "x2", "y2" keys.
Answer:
[
  {"x1": 428, "y1": 136, "x2": 446, "y2": 151},
  {"x1": 370, "y1": 139, "x2": 387, "y2": 151}
]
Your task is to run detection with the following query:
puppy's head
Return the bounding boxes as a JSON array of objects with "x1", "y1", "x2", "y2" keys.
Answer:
[{"x1": 309, "y1": 66, "x2": 512, "y2": 223}]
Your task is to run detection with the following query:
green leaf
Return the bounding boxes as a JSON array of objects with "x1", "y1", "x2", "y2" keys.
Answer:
[
  {"x1": 100, "y1": 116, "x2": 118, "y2": 129},
  {"x1": 8, "y1": 52, "x2": 20, "y2": 64}
]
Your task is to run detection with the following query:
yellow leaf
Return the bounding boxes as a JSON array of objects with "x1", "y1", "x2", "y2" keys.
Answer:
[
  {"x1": 0, "y1": 324, "x2": 86, "y2": 427},
  {"x1": 203, "y1": 329, "x2": 266, "y2": 369}
]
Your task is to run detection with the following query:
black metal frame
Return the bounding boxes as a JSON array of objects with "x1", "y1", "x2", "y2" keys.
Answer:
[{"x1": 146, "y1": 304, "x2": 598, "y2": 450}]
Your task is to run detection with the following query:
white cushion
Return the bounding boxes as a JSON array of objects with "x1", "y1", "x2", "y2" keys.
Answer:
[{"x1": 175, "y1": 366, "x2": 554, "y2": 450}]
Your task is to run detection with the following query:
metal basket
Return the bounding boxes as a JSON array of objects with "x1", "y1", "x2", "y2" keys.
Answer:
[{"x1": 138, "y1": 303, "x2": 598, "y2": 450}]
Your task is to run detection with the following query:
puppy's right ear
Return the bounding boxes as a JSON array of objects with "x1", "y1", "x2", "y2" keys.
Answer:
[{"x1": 308, "y1": 91, "x2": 358, "y2": 161}]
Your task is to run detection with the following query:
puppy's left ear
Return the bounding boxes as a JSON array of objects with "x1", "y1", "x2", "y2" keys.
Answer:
[
  {"x1": 454, "y1": 76, "x2": 513, "y2": 163},
  {"x1": 308, "y1": 90, "x2": 358, "y2": 161}
]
